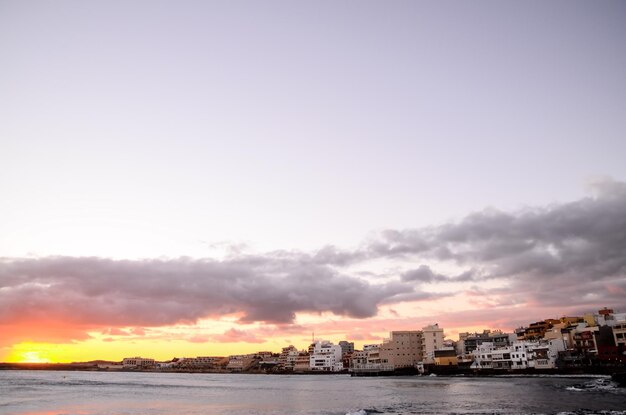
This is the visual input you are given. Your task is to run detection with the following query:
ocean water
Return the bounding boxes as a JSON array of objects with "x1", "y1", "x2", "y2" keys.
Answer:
[{"x1": 1, "y1": 371, "x2": 625, "y2": 415}]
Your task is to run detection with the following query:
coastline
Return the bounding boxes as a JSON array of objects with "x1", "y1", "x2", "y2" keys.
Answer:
[{"x1": 1, "y1": 362, "x2": 623, "y2": 379}]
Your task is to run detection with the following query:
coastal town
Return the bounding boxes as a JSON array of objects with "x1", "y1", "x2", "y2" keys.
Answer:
[{"x1": 4, "y1": 307, "x2": 625, "y2": 377}]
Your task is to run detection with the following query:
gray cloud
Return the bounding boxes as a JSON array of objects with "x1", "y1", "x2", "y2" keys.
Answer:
[
  {"x1": 369, "y1": 178, "x2": 626, "y2": 311},
  {"x1": 401, "y1": 265, "x2": 447, "y2": 283},
  {"x1": 1, "y1": 178, "x2": 625, "y2": 342},
  {"x1": 0, "y1": 255, "x2": 414, "y2": 328},
  {"x1": 401, "y1": 265, "x2": 478, "y2": 283}
]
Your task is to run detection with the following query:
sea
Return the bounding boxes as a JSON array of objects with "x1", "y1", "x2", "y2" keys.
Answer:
[{"x1": 0, "y1": 371, "x2": 625, "y2": 415}]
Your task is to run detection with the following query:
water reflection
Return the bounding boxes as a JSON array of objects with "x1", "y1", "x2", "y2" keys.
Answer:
[{"x1": 2, "y1": 371, "x2": 625, "y2": 415}]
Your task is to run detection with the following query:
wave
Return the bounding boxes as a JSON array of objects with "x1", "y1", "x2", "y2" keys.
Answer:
[
  {"x1": 555, "y1": 412, "x2": 626, "y2": 415},
  {"x1": 565, "y1": 378, "x2": 624, "y2": 394},
  {"x1": 347, "y1": 411, "x2": 626, "y2": 415}
]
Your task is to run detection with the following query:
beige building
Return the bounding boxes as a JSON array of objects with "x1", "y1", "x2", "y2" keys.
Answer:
[
  {"x1": 380, "y1": 331, "x2": 423, "y2": 369},
  {"x1": 363, "y1": 344, "x2": 381, "y2": 365},
  {"x1": 278, "y1": 345, "x2": 299, "y2": 370},
  {"x1": 226, "y1": 354, "x2": 258, "y2": 371},
  {"x1": 293, "y1": 352, "x2": 311, "y2": 372},
  {"x1": 350, "y1": 344, "x2": 389, "y2": 373},
  {"x1": 178, "y1": 356, "x2": 221, "y2": 368},
  {"x1": 422, "y1": 324, "x2": 445, "y2": 363}
]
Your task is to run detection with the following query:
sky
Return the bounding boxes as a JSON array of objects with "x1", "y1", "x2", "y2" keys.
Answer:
[{"x1": 1, "y1": 0, "x2": 625, "y2": 363}]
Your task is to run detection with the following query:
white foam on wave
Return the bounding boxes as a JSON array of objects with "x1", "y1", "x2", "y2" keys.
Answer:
[
  {"x1": 345, "y1": 410, "x2": 367, "y2": 415},
  {"x1": 566, "y1": 378, "x2": 622, "y2": 393},
  {"x1": 566, "y1": 386, "x2": 584, "y2": 392},
  {"x1": 556, "y1": 412, "x2": 626, "y2": 415}
]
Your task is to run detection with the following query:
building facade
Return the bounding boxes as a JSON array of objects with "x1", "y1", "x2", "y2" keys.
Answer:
[
  {"x1": 422, "y1": 324, "x2": 445, "y2": 363},
  {"x1": 380, "y1": 331, "x2": 423, "y2": 369},
  {"x1": 339, "y1": 341, "x2": 355, "y2": 356},
  {"x1": 463, "y1": 330, "x2": 514, "y2": 354},
  {"x1": 293, "y1": 352, "x2": 311, "y2": 372},
  {"x1": 278, "y1": 345, "x2": 299, "y2": 370},
  {"x1": 122, "y1": 357, "x2": 155, "y2": 368},
  {"x1": 309, "y1": 340, "x2": 344, "y2": 372}
]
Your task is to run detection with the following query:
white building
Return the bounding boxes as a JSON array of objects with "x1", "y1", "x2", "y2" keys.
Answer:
[
  {"x1": 594, "y1": 308, "x2": 626, "y2": 327},
  {"x1": 472, "y1": 341, "x2": 532, "y2": 370},
  {"x1": 496, "y1": 341, "x2": 535, "y2": 369},
  {"x1": 471, "y1": 340, "x2": 566, "y2": 370},
  {"x1": 122, "y1": 357, "x2": 155, "y2": 368},
  {"x1": 309, "y1": 340, "x2": 344, "y2": 372},
  {"x1": 531, "y1": 339, "x2": 566, "y2": 369},
  {"x1": 613, "y1": 321, "x2": 626, "y2": 348},
  {"x1": 278, "y1": 345, "x2": 299, "y2": 370},
  {"x1": 471, "y1": 342, "x2": 495, "y2": 369}
]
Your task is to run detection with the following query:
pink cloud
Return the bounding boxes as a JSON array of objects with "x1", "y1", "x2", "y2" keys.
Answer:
[
  {"x1": 346, "y1": 332, "x2": 382, "y2": 341},
  {"x1": 1, "y1": 180, "x2": 624, "y2": 351},
  {"x1": 212, "y1": 329, "x2": 265, "y2": 344},
  {"x1": 101, "y1": 328, "x2": 130, "y2": 336},
  {"x1": 130, "y1": 327, "x2": 146, "y2": 336},
  {"x1": 0, "y1": 322, "x2": 94, "y2": 348},
  {"x1": 607, "y1": 284, "x2": 626, "y2": 296},
  {"x1": 186, "y1": 335, "x2": 210, "y2": 343}
]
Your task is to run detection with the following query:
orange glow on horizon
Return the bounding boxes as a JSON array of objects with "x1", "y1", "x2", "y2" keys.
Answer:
[
  {"x1": 1, "y1": 299, "x2": 529, "y2": 363},
  {"x1": 6, "y1": 346, "x2": 52, "y2": 364}
]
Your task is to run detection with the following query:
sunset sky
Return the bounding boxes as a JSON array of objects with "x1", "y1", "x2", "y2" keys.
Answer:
[{"x1": 1, "y1": 1, "x2": 626, "y2": 363}]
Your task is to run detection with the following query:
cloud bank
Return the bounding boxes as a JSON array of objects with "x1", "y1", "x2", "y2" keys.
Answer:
[
  {"x1": 369, "y1": 178, "x2": 626, "y2": 309},
  {"x1": 1, "y1": 178, "x2": 625, "y2": 345},
  {"x1": 0, "y1": 255, "x2": 409, "y2": 329}
]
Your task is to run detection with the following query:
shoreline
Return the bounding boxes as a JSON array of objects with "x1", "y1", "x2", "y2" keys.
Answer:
[{"x1": 0, "y1": 362, "x2": 623, "y2": 378}]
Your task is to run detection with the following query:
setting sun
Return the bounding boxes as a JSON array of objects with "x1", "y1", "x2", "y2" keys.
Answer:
[
  {"x1": 18, "y1": 352, "x2": 50, "y2": 364},
  {"x1": 5, "y1": 344, "x2": 53, "y2": 364}
]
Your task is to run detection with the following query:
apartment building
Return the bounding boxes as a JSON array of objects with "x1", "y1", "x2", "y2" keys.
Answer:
[
  {"x1": 422, "y1": 324, "x2": 445, "y2": 363},
  {"x1": 461, "y1": 330, "x2": 514, "y2": 354},
  {"x1": 471, "y1": 340, "x2": 565, "y2": 370},
  {"x1": 177, "y1": 356, "x2": 220, "y2": 368},
  {"x1": 309, "y1": 340, "x2": 343, "y2": 372},
  {"x1": 613, "y1": 321, "x2": 626, "y2": 348},
  {"x1": 226, "y1": 354, "x2": 258, "y2": 371},
  {"x1": 380, "y1": 331, "x2": 423, "y2": 369},
  {"x1": 122, "y1": 357, "x2": 155, "y2": 368},
  {"x1": 278, "y1": 345, "x2": 299, "y2": 370},
  {"x1": 293, "y1": 352, "x2": 311, "y2": 372}
]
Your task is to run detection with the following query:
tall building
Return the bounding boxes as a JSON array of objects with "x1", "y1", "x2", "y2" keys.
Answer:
[
  {"x1": 463, "y1": 330, "x2": 514, "y2": 354},
  {"x1": 278, "y1": 345, "x2": 299, "y2": 370},
  {"x1": 380, "y1": 331, "x2": 423, "y2": 369},
  {"x1": 613, "y1": 321, "x2": 626, "y2": 349},
  {"x1": 293, "y1": 352, "x2": 311, "y2": 372},
  {"x1": 338, "y1": 340, "x2": 355, "y2": 356},
  {"x1": 421, "y1": 324, "x2": 445, "y2": 363},
  {"x1": 309, "y1": 340, "x2": 344, "y2": 372}
]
